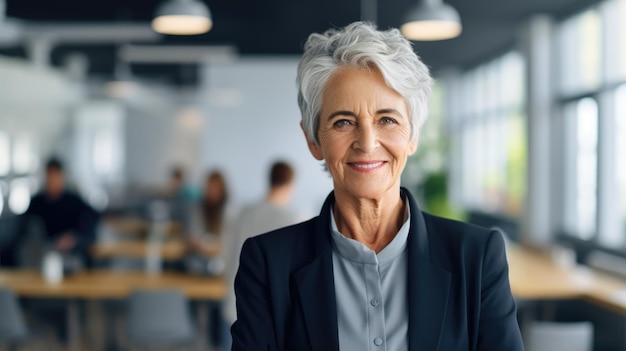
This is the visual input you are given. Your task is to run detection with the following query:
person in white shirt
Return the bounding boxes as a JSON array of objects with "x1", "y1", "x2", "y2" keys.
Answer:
[{"x1": 222, "y1": 161, "x2": 304, "y2": 328}]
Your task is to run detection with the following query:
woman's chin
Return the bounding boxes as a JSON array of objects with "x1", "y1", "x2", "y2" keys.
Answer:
[{"x1": 336, "y1": 182, "x2": 399, "y2": 201}]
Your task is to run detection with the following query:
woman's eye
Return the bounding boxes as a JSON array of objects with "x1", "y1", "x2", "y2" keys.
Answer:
[
  {"x1": 333, "y1": 119, "x2": 351, "y2": 128},
  {"x1": 380, "y1": 117, "x2": 397, "y2": 125}
]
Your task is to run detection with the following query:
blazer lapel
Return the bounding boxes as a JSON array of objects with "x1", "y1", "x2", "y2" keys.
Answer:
[
  {"x1": 404, "y1": 188, "x2": 452, "y2": 351},
  {"x1": 292, "y1": 192, "x2": 339, "y2": 351}
]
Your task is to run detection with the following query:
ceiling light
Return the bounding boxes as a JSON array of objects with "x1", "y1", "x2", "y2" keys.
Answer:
[
  {"x1": 107, "y1": 61, "x2": 137, "y2": 99},
  {"x1": 401, "y1": 0, "x2": 462, "y2": 41},
  {"x1": 152, "y1": 0, "x2": 212, "y2": 35}
]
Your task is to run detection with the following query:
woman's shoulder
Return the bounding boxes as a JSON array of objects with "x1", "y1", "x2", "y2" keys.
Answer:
[
  {"x1": 239, "y1": 215, "x2": 326, "y2": 272},
  {"x1": 422, "y1": 212, "x2": 505, "y2": 252},
  {"x1": 421, "y1": 212, "x2": 509, "y2": 277},
  {"x1": 423, "y1": 212, "x2": 493, "y2": 233},
  {"x1": 249, "y1": 216, "x2": 319, "y2": 247}
]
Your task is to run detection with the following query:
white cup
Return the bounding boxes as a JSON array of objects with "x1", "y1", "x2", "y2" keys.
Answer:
[{"x1": 42, "y1": 251, "x2": 64, "y2": 284}]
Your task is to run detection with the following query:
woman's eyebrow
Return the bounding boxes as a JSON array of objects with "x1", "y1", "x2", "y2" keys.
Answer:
[
  {"x1": 377, "y1": 108, "x2": 403, "y2": 116},
  {"x1": 326, "y1": 108, "x2": 403, "y2": 121},
  {"x1": 326, "y1": 110, "x2": 356, "y2": 121}
]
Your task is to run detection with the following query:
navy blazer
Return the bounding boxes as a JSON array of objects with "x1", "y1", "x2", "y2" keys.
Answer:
[{"x1": 232, "y1": 188, "x2": 524, "y2": 351}]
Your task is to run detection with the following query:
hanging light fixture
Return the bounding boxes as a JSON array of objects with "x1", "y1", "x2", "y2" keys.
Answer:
[
  {"x1": 107, "y1": 58, "x2": 137, "y2": 99},
  {"x1": 152, "y1": 0, "x2": 213, "y2": 35},
  {"x1": 401, "y1": 0, "x2": 462, "y2": 41}
]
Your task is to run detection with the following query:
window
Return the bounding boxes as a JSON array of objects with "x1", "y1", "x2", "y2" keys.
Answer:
[
  {"x1": 558, "y1": 8, "x2": 602, "y2": 95},
  {"x1": 8, "y1": 177, "x2": 31, "y2": 215},
  {"x1": 595, "y1": 84, "x2": 626, "y2": 248},
  {"x1": 563, "y1": 98, "x2": 598, "y2": 239},
  {"x1": 407, "y1": 81, "x2": 453, "y2": 216},
  {"x1": 448, "y1": 52, "x2": 526, "y2": 216},
  {"x1": 614, "y1": 85, "x2": 626, "y2": 243},
  {"x1": 602, "y1": 0, "x2": 626, "y2": 83},
  {"x1": 557, "y1": 1, "x2": 626, "y2": 247},
  {"x1": 12, "y1": 133, "x2": 36, "y2": 175},
  {"x1": 0, "y1": 132, "x2": 9, "y2": 176},
  {"x1": 0, "y1": 181, "x2": 5, "y2": 215}
]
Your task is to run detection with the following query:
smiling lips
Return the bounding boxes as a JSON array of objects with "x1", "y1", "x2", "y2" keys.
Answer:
[{"x1": 348, "y1": 161, "x2": 386, "y2": 172}]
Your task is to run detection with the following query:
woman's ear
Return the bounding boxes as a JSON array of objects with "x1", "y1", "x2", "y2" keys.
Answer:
[
  {"x1": 409, "y1": 136, "x2": 419, "y2": 156},
  {"x1": 408, "y1": 130, "x2": 420, "y2": 155},
  {"x1": 301, "y1": 121, "x2": 324, "y2": 161}
]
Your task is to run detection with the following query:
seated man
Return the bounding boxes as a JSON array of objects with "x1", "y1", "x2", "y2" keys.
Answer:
[{"x1": 23, "y1": 157, "x2": 99, "y2": 269}]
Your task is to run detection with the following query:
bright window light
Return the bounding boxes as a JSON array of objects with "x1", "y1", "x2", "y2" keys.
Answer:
[
  {"x1": 576, "y1": 98, "x2": 599, "y2": 239},
  {"x1": 616, "y1": 85, "x2": 626, "y2": 239},
  {"x1": 0, "y1": 132, "x2": 9, "y2": 176},
  {"x1": 0, "y1": 181, "x2": 5, "y2": 215},
  {"x1": 12, "y1": 134, "x2": 36, "y2": 174},
  {"x1": 8, "y1": 178, "x2": 31, "y2": 215}
]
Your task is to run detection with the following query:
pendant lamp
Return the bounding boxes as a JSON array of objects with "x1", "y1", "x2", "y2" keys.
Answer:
[
  {"x1": 401, "y1": 0, "x2": 462, "y2": 41},
  {"x1": 152, "y1": 0, "x2": 212, "y2": 35}
]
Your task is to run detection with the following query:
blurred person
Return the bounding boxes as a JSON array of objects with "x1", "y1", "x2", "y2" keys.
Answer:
[
  {"x1": 231, "y1": 22, "x2": 524, "y2": 350},
  {"x1": 200, "y1": 171, "x2": 229, "y2": 236},
  {"x1": 222, "y1": 161, "x2": 304, "y2": 327},
  {"x1": 169, "y1": 167, "x2": 185, "y2": 194},
  {"x1": 162, "y1": 166, "x2": 194, "y2": 231},
  {"x1": 183, "y1": 170, "x2": 230, "y2": 349},
  {"x1": 186, "y1": 170, "x2": 230, "y2": 261},
  {"x1": 230, "y1": 161, "x2": 302, "y2": 253},
  {"x1": 18, "y1": 157, "x2": 99, "y2": 346},
  {"x1": 23, "y1": 157, "x2": 99, "y2": 267}
]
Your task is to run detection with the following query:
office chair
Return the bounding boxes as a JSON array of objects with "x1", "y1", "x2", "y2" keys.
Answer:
[
  {"x1": 126, "y1": 289, "x2": 196, "y2": 351},
  {"x1": 15, "y1": 215, "x2": 48, "y2": 269},
  {"x1": 0, "y1": 288, "x2": 29, "y2": 351},
  {"x1": 525, "y1": 321, "x2": 593, "y2": 351}
]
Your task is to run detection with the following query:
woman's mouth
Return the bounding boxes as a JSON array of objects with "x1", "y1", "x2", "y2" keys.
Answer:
[{"x1": 348, "y1": 161, "x2": 386, "y2": 172}]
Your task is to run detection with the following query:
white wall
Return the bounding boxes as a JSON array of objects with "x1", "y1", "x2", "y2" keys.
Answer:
[
  {"x1": 0, "y1": 56, "x2": 82, "y2": 168},
  {"x1": 0, "y1": 55, "x2": 83, "y2": 215},
  {"x1": 122, "y1": 84, "x2": 202, "y2": 189},
  {"x1": 199, "y1": 57, "x2": 333, "y2": 217},
  {"x1": 0, "y1": 55, "x2": 333, "y2": 218}
]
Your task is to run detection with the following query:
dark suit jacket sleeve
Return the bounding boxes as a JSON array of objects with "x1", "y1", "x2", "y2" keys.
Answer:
[
  {"x1": 231, "y1": 238, "x2": 278, "y2": 351},
  {"x1": 477, "y1": 230, "x2": 524, "y2": 350}
]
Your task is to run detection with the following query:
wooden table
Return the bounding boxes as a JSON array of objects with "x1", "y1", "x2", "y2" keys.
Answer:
[
  {"x1": 0, "y1": 269, "x2": 225, "y2": 299},
  {"x1": 103, "y1": 217, "x2": 149, "y2": 237},
  {"x1": 0, "y1": 269, "x2": 225, "y2": 351},
  {"x1": 91, "y1": 239, "x2": 219, "y2": 261},
  {"x1": 507, "y1": 244, "x2": 626, "y2": 314},
  {"x1": 103, "y1": 217, "x2": 184, "y2": 239}
]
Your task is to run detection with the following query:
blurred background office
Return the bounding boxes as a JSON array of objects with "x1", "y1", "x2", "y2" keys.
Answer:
[{"x1": 0, "y1": 0, "x2": 626, "y2": 350}]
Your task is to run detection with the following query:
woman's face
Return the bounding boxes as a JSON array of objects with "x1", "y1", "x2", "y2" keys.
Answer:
[{"x1": 304, "y1": 67, "x2": 418, "y2": 200}]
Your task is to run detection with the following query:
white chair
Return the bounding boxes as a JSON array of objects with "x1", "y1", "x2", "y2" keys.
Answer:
[
  {"x1": 126, "y1": 289, "x2": 195, "y2": 351},
  {"x1": 525, "y1": 321, "x2": 593, "y2": 351}
]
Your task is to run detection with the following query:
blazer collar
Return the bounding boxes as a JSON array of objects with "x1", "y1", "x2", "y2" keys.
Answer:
[{"x1": 293, "y1": 188, "x2": 451, "y2": 351}]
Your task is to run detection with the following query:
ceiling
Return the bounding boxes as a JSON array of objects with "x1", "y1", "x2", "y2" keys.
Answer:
[{"x1": 2, "y1": 0, "x2": 600, "y2": 86}]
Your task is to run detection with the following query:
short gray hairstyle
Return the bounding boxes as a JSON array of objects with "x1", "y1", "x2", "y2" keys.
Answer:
[{"x1": 296, "y1": 21, "x2": 433, "y2": 145}]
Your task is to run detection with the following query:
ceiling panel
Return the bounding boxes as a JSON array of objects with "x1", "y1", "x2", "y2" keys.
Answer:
[{"x1": 2, "y1": 0, "x2": 603, "y2": 85}]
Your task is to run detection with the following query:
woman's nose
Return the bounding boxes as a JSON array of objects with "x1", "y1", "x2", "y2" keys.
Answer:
[{"x1": 353, "y1": 125, "x2": 379, "y2": 153}]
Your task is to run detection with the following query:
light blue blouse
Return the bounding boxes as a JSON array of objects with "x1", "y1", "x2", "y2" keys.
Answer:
[{"x1": 330, "y1": 201, "x2": 410, "y2": 351}]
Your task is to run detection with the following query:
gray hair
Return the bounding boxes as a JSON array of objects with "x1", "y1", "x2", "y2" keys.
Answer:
[{"x1": 296, "y1": 21, "x2": 433, "y2": 145}]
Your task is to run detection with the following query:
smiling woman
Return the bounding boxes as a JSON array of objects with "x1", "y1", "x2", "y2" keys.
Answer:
[
  {"x1": 308, "y1": 67, "x2": 417, "y2": 217},
  {"x1": 231, "y1": 21, "x2": 524, "y2": 351}
]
